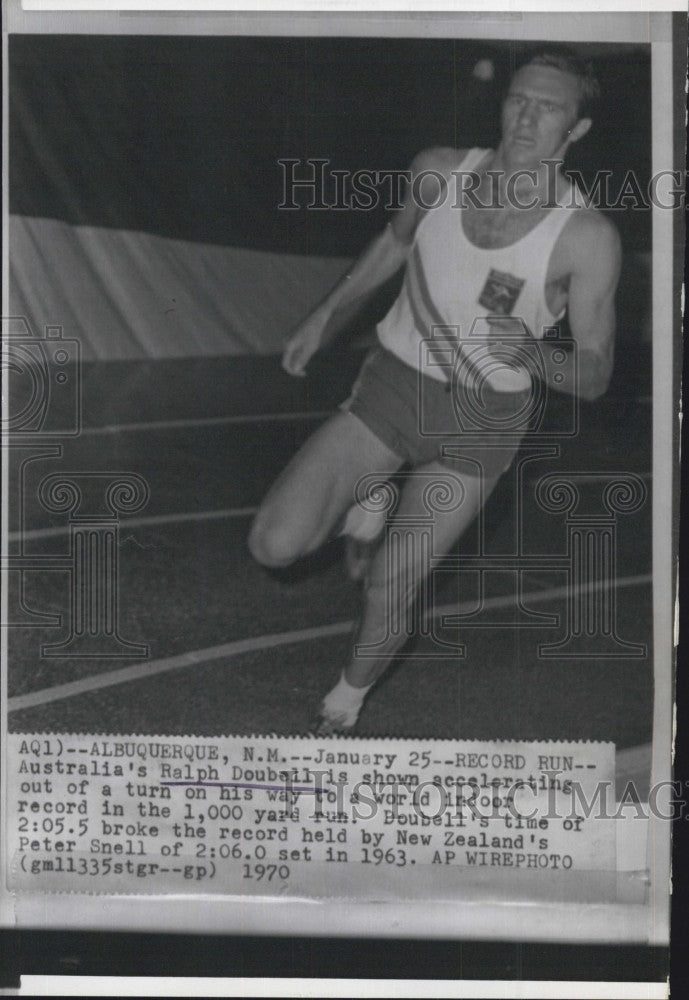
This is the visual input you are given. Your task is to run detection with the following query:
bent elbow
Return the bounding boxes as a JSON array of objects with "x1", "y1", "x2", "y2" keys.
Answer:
[
  {"x1": 578, "y1": 351, "x2": 613, "y2": 401},
  {"x1": 581, "y1": 374, "x2": 611, "y2": 402}
]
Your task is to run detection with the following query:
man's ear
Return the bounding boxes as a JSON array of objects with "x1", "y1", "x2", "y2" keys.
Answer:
[{"x1": 568, "y1": 117, "x2": 592, "y2": 144}]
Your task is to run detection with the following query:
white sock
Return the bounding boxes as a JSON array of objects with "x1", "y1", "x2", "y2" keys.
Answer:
[
  {"x1": 339, "y1": 503, "x2": 387, "y2": 543},
  {"x1": 321, "y1": 672, "x2": 375, "y2": 727}
]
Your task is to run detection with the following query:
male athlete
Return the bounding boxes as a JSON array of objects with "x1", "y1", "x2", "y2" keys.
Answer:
[{"x1": 248, "y1": 48, "x2": 621, "y2": 734}]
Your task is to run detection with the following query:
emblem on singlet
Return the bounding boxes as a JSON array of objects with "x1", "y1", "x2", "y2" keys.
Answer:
[{"x1": 478, "y1": 268, "x2": 525, "y2": 316}]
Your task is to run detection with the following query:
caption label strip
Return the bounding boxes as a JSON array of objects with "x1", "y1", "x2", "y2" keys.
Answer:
[{"x1": 7, "y1": 734, "x2": 617, "y2": 900}]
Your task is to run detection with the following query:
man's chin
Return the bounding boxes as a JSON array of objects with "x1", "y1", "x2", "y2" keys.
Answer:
[{"x1": 506, "y1": 141, "x2": 541, "y2": 163}]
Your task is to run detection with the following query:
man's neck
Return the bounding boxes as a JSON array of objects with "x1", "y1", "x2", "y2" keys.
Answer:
[{"x1": 487, "y1": 146, "x2": 564, "y2": 206}]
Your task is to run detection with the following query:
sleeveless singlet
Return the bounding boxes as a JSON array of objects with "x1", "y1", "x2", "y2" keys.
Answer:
[{"x1": 376, "y1": 148, "x2": 588, "y2": 383}]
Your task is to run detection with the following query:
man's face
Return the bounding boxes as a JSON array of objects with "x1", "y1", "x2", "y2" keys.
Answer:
[{"x1": 500, "y1": 64, "x2": 583, "y2": 165}]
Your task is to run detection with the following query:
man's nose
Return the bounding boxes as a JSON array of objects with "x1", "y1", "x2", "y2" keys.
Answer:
[{"x1": 517, "y1": 101, "x2": 538, "y2": 126}]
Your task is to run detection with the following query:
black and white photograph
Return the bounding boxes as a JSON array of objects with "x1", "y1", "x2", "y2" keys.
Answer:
[{"x1": 0, "y1": 0, "x2": 682, "y2": 981}]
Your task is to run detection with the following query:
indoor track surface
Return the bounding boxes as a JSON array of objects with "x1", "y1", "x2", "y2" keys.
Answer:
[{"x1": 6, "y1": 347, "x2": 652, "y2": 750}]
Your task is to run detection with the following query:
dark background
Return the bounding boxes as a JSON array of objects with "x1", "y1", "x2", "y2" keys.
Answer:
[{"x1": 10, "y1": 35, "x2": 651, "y2": 256}]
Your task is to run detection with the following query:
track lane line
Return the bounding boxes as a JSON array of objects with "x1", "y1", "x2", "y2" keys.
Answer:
[
  {"x1": 74, "y1": 410, "x2": 332, "y2": 437},
  {"x1": 7, "y1": 621, "x2": 355, "y2": 713},
  {"x1": 434, "y1": 573, "x2": 652, "y2": 618},
  {"x1": 9, "y1": 469, "x2": 651, "y2": 543},
  {"x1": 8, "y1": 573, "x2": 651, "y2": 713},
  {"x1": 8, "y1": 507, "x2": 259, "y2": 543},
  {"x1": 47, "y1": 391, "x2": 653, "y2": 439}
]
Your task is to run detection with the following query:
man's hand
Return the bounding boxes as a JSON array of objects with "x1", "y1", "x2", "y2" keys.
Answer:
[
  {"x1": 483, "y1": 317, "x2": 533, "y2": 393},
  {"x1": 282, "y1": 311, "x2": 330, "y2": 377},
  {"x1": 485, "y1": 362, "x2": 533, "y2": 394}
]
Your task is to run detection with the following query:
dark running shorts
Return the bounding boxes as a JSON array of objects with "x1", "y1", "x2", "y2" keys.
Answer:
[{"x1": 340, "y1": 344, "x2": 532, "y2": 480}]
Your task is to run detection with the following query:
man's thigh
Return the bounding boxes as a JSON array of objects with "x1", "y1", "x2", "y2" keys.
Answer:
[
  {"x1": 258, "y1": 410, "x2": 404, "y2": 548},
  {"x1": 366, "y1": 461, "x2": 501, "y2": 589}
]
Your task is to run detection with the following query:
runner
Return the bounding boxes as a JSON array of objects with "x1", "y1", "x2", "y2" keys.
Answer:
[{"x1": 248, "y1": 47, "x2": 621, "y2": 734}]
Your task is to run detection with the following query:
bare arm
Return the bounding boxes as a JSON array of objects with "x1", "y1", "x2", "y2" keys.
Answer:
[
  {"x1": 283, "y1": 147, "x2": 461, "y2": 375},
  {"x1": 557, "y1": 212, "x2": 621, "y2": 401},
  {"x1": 306, "y1": 222, "x2": 411, "y2": 327},
  {"x1": 482, "y1": 212, "x2": 621, "y2": 398}
]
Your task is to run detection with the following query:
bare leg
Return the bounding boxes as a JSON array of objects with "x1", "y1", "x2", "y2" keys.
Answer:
[
  {"x1": 317, "y1": 461, "x2": 502, "y2": 731},
  {"x1": 248, "y1": 411, "x2": 403, "y2": 569},
  {"x1": 348, "y1": 462, "x2": 501, "y2": 686}
]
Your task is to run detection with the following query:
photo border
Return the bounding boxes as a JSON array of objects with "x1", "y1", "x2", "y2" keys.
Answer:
[{"x1": 0, "y1": 2, "x2": 681, "y2": 971}]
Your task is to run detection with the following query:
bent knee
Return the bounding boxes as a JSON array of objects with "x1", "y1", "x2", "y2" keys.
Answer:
[{"x1": 248, "y1": 514, "x2": 303, "y2": 568}]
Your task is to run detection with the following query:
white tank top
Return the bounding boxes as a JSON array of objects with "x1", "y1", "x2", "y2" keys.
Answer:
[{"x1": 376, "y1": 148, "x2": 587, "y2": 383}]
